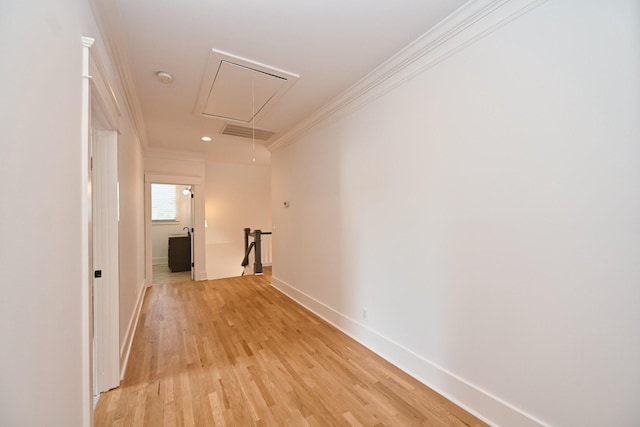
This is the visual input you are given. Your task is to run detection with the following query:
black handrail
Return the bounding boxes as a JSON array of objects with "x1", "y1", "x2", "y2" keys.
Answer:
[
  {"x1": 241, "y1": 241, "x2": 255, "y2": 268},
  {"x1": 242, "y1": 228, "x2": 269, "y2": 275},
  {"x1": 248, "y1": 231, "x2": 272, "y2": 236}
]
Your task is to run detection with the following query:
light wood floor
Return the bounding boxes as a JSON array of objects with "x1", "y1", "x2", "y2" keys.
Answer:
[
  {"x1": 95, "y1": 268, "x2": 487, "y2": 426},
  {"x1": 153, "y1": 263, "x2": 193, "y2": 285}
]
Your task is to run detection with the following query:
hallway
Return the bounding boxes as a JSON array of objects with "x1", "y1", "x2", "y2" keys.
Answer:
[{"x1": 94, "y1": 270, "x2": 486, "y2": 426}]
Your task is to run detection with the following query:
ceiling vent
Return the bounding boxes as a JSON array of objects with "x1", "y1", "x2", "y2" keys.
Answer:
[
  {"x1": 220, "y1": 123, "x2": 276, "y2": 141},
  {"x1": 194, "y1": 49, "x2": 299, "y2": 123}
]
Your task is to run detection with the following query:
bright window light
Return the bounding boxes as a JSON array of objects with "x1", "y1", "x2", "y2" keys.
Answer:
[{"x1": 151, "y1": 184, "x2": 177, "y2": 220}]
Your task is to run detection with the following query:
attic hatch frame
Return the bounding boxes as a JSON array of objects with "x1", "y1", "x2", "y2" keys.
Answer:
[{"x1": 194, "y1": 48, "x2": 299, "y2": 125}]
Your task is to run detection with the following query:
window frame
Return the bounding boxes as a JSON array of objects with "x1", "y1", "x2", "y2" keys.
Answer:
[{"x1": 151, "y1": 183, "x2": 178, "y2": 222}]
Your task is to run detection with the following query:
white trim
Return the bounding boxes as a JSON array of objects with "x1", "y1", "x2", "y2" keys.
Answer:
[
  {"x1": 270, "y1": 275, "x2": 548, "y2": 427},
  {"x1": 81, "y1": 35, "x2": 94, "y2": 427},
  {"x1": 88, "y1": 0, "x2": 148, "y2": 147},
  {"x1": 82, "y1": 36, "x2": 95, "y2": 49},
  {"x1": 144, "y1": 173, "x2": 203, "y2": 185},
  {"x1": 144, "y1": 176, "x2": 207, "y2": 283},
  {"x1": 119, "y1": 279, "x2": 147, "y2": 380},
  {"x1": 88, "y1": 47, "x2": 121, "y2": 130},
  {"x1": 267, "y1": 0, "x2": 548, "y2": 152}
]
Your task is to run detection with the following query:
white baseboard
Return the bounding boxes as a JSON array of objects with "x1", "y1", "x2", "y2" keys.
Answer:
[
  {"x1": 119, "y1": 279, "x2": 147, "y2": 380},
  {"x1": 152, "y1": 257, "x2": 167, "y2": 265},
  {"x1": 270, "y1": 275, "x2": 546, "y2": 427}
]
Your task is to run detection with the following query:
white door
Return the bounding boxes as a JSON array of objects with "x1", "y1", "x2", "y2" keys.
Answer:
[{"x1": 92, "y1": 128, "x2": 120, "y2": 394}]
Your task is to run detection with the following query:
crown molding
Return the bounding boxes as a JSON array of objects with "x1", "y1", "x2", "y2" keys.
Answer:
[
  {"x1": 81, "y1": 36, "x2": 95, "y2": 48},
  {"x1": 89, "y1": 0, "x2": 148, "y2": 148},
  {"x1": 267, "y1": 0, "x2": 548, "y2": 152},
  {"x1": 88, "y1": 41, "x2": 122, "y2": 131}
]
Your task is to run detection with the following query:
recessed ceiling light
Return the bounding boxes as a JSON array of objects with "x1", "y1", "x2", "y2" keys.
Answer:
[
  {"x1": 200, "y1": 136, "x2": 212, "y2": 142},
  {"x1": 155, "y1": 71, "x2": 173, "y2": 84}
]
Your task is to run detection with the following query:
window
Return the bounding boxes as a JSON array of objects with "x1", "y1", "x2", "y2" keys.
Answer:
[{"x1": 151, "y1": 184, "x2": 177, "y2": 221}]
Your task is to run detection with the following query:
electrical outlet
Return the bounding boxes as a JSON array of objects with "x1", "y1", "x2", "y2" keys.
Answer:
[{"x1": 361, "y1": 307, "x2": 368, "y2": 321}]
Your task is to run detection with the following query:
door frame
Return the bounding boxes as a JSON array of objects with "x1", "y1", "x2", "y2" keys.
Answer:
[
  {"x1": 82, "y1": 35, "x2": 122, "y2": 425},
  {"x1": 144, "y1": 174, "x2": 206, "y2": 285}
]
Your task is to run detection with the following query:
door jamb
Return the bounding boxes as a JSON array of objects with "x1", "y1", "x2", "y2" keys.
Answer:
[
  {"x1": 144, "y1": 174, "x2": 206, "y2": 285},
  {"x1": 82, "y1": 35, "x2": 122, "y2": 425}
]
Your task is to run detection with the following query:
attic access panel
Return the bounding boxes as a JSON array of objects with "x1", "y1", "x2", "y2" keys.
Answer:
[{"x1": 195, "y1": 49, "x2": 299, "y2": 123}]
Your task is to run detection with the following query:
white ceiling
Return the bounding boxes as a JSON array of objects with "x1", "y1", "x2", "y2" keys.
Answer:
[{"x1": 114, "y1": 0, "x2": 468, "y2": 164}]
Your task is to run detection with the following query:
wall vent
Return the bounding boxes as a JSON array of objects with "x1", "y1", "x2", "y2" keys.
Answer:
[{"x1": 220, "y1": 123, "x2": 276, "y2": 141}]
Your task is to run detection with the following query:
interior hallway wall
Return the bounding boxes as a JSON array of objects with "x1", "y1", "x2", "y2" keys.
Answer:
[
  {"x1": 270, "y1": 1, "x2": 640, "y2": 426},
  {"x1": 205, "y1": 162, "x2": 271, "y2": 279},
  {"x1": 0, "y1": 0, "x2": 148, "y2": 425},
  {"x1": 116, "y1": 120, "x2": 146, "y2": 370}
]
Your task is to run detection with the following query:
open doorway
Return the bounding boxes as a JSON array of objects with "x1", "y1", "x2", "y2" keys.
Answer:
[
  {"x1": 151, "y1": 183, "x2": 194, "y2": 284},
  {"x1": 144, "y1": 173, "x2": 205, "y2": 287}
]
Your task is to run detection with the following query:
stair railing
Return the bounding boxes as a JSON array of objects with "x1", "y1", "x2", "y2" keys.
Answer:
[{"x1": 242, "y1": 228, "x2": 272, "y2": 275}]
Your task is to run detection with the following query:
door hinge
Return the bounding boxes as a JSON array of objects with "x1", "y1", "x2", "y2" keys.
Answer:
[
  {"x1": 191, "y1": 262, "x2": 194, "y2": 267},
  {"x1": 94, "y1": 270, "x2": 102, "y2": 278}
]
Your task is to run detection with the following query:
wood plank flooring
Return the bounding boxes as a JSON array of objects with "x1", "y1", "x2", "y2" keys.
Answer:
[
  {"x1": 153, "y1": 263, "x2": 192, "y2": 285},
  {"x1": 95, "y1": 268, "x2": 488, "y2": 426}
]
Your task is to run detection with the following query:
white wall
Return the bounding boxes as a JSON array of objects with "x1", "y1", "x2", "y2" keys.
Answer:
[
  {"x1": 151, "y1": 185, "x2": 192, "y2": 265},
  {"x1": 271, "y1": 1, "x2": 640, "y2": 426},
  {"x1": 0, "y1": 1, "x2": 148, "y2": 424},
  {"x1": 0, "y1": 0, "x2": 146, "y2": 425},
  {"x1": 144, "y1": 151, "x2": 206, "y2": 179},
  {"x1": 116, "y1": 119, "x2": 146, "y2": 377},
  {"x1": 205, "y1": 162, "x2": 271, "y2": 279}
]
